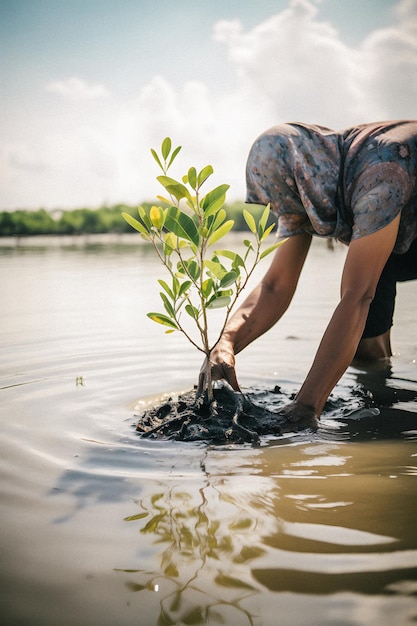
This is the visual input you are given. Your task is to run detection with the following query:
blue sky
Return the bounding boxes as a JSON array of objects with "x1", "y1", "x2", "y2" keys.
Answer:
[{"x1": 1, "y1": 0, "x2": 416, "y2": 210}]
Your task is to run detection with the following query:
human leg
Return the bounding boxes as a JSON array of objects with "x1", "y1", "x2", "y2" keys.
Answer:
[{"x1": 355, "y1": 328, "x2": 392, "y2": 360}]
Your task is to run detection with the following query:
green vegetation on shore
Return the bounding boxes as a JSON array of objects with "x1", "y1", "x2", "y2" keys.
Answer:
[{"x1": 0, "y1": 202, "x2": 274, "y2": 237}]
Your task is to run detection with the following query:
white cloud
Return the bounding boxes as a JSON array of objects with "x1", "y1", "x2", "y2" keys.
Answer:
[
  {"x1": 212, "y1": 0, "x2": 416, "y2": 128},
  {"x1": 113, "y1": 74, "x2": 273, "y2": 204},
  {"x1": 46, "y1": 77, "x2": 109, "y2": 100},
  {"x1": 1, "y1": 0, "x2": 416, "y2": 210},
  {"x1": 395, "y1": 0, "x2": 417, "y2": 25},
  {"x1": 359, "y1": 1, "x2": 417, "y2": 119}
]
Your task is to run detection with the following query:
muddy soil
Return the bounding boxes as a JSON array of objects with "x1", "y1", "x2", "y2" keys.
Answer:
[{"x1": 135, "y1": 381, "x2": 378, "y2": 444}]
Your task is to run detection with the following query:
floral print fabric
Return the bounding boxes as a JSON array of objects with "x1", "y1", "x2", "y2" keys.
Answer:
[{"x1": 245, "y1": 121, "x2": 417, "y2": 253}]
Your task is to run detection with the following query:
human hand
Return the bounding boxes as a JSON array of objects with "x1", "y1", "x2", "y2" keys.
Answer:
[
  {"x1": 278, "y1": 400, "x2": 319, "y2": 432},
  {"x1": 197, "y1": 341, "x2": 240, "y2": 397}
]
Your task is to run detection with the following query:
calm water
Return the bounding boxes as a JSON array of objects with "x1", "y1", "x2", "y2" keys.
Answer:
[{"x1": 1, "y1": 234, "x2": 416, "y2": 626}]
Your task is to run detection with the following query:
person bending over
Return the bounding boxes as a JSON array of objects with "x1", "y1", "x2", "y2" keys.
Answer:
[{"x1": 199, "y1": 120, "x2": 417, "y2": 430}]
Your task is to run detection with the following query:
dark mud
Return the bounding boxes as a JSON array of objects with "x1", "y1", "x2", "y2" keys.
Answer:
[
  {"x1": 137, "y1": 383, "x2": 289, "y2": 444},
  {"x1": 135, "y1": 380, "x2": 391, "y2": 444}
]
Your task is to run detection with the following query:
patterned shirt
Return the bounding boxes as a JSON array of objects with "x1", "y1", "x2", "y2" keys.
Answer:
[{"x1": 245, "y1": 121, "x2": 417, "y2": 253}]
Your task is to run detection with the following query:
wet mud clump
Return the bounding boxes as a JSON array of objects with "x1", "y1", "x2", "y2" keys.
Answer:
[
  {"x1": 134, "y1": 377, "x2": 400, "y2": 444},
  {"x1": 136, "y1": 382, "x2": 308, "y2": 444}
]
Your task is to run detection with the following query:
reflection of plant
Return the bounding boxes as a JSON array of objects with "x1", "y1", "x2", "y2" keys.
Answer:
[
  {"x1": 120, "y1": 483, "x2": 267, "y2": 625},
  {"x1": 122, "y1": 138, "x2": 284, "y2": 401}
]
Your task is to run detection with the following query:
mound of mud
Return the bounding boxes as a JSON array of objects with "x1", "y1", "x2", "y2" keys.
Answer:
[
  {"x1": 136, "y1": 382, "x2": 316, "y2": 444},
  {"x1": 134, "y1": 376, "x2": 394, "y2": 444}
]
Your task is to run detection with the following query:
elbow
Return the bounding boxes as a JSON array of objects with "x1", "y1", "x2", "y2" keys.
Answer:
[
  {"x1": 261, "y1": 275, "x2": 295, "y2": 310},
  {"x1": 341, "y1": 287, "x2": 375, "y2": 316}
]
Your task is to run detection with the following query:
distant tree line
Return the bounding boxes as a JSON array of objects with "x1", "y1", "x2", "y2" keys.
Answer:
[{"x1": 0, "y1": 202, "x2": 275, "y2": 237}]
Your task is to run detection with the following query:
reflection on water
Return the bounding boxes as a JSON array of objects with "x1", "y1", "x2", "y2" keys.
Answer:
[
  {"x1": 120, "y1": 477, "x2": 266, "y2": 625},
  {"x1": 0, "y1": 235, "x2": 416, "y2": 625},
  {"x1": 113, "y1": 441, "x2": 417, "y2": 625}
]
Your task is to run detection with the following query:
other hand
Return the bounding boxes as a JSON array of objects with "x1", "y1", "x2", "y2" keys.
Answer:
[{"x1": 278, "y1": 400, "x2": 319, "y2": 432}]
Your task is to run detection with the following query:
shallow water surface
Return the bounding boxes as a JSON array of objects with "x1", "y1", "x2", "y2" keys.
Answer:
[{"x1": 0, "y1": 234, "x2": 416, "y2": 625}]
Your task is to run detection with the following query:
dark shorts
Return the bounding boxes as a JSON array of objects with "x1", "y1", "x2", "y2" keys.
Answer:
[{"x1": 362, "y1": 237, "x2": 417, "y2": 338}]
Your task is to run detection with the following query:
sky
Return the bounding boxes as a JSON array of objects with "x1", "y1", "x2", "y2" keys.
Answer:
[{"x1": 1, "y1": 0, "x2": 416, "y2": 210}]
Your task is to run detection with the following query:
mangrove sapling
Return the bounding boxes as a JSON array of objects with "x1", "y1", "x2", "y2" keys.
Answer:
[{"x1": 122, "y1": 137, "x2": 285, "y2": 405}]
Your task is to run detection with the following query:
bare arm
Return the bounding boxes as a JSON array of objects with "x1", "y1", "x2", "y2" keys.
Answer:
[
  {"x1": 296, "y1": 214, "x2": 401, "y2": 416},
  {"x1": 226, "y1": 232, "x2": 312, "y2": 352},
  {"x1": 199, "y1": 233, "x2": 312, "y2": 391}
]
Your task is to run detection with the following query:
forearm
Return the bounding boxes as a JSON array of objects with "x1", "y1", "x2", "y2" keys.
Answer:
[
  {"x1": 220, "y1": 280, "x2": 294, "y2": 354},
  {"x1": 219, "y1": 234, "x2": 312, "y2": 355},
  {"x1": 296, "y1": 293, "x2": 371, "y2": 414}
]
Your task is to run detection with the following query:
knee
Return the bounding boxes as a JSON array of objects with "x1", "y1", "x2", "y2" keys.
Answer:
[{"x1": 354, "y1": 330, "x2": 392, "y2": 362}]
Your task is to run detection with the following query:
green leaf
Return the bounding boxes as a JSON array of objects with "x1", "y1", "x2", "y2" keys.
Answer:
[
  {"x1": 188, "y1": 241, "x2": 198, "y2": 257},
  {"x1": 164, "y1": 208, "x2": 200, "y2": 246},
  {"x1": 160, "y1": 292, "x2": 175, "y2": 317},
  {"x1": 138, "y1": 206, "x2": 152, "y2": 230},
  {"x1": 156, "y1": 195, "x2": 172, "y2": 206},
  {"x1": 161, "y1": 137, "x2": 171, "y2": 161},
  {"x1": 185, "y1": 259, "x2": 200, "y2": 281},
  {"x1": 158, "y1": 279, "x2": 174, "y2": 299},
  {"x1": 172, "y1": 276, "x2": 180, "y2": 298},
  {"x1": 243, "y1": 238, "x2": 254, "y2": 262},
  {"x1": 185, "y1": 304, "x2": 199, "y2": 320},
  {"x1": 150, "y1": 148, "x2": 163, "y2": 171},
  {"x1": 260, "y1": 241, "x2": 284, "y2": 259},
  {"x1": 208, "y1": 219, "x2": 234, "y2": 246},
  {"x1": 259, "y1": 204, "x2": 270, "y2": 232},
  {"x1": 163, "y1": 232, "x2": 178, "y2": 255},
  {"x1": 201, "y1": 278, "x2": 214, "y2": 298},
  {"x1": 157, "y1": 176, "x2": 192, "y2": 203},
  {"x1": 147, "y1": 312, "x2": 178, "y2": 329},
  {"x1": 198, "y1": 225, "x2": 210, "y2": 238},
  {"x1": 176, "y1": 261, "x2": 186, "y2": 276},
  {"x1": 187, "y1": 167, "x2": 197, "y2": 190},
  {"x1": 261, "y1": 223, "x2": 275, "y2": 241},
  {"x1": 166, "y1": 184, "x2": 191, "y2": 203},
  {"x1": 164, "y1": 244, "x2": 174, "y2": 258},
  {"x1": 220, "y1": 270, "x2": 238, "y2": 288},
  {"x1": 208, "y1": 209, "x2": 227, "y2": 233},
  {"x1": 167, "y1": 145, "x2": 182, "y2": 169},
  {"x1": 197, "y1": 165, "x2": 213, "y2": 187},
  {"x1": 215, "y1": 249, "x2": 245, "y2": 269},
  {"x1": 178, "y1": 280, "x2": 192, "y2": 297},
  {"x1": 243, "y1": 209, "x2": 257, "y2": 234},
  {"x1": 122, "y1": 212, "x2": 149, "y2": 237},
  {"x1": 204, "y1": 259, "x2": 226, "y2": 280},
  {"x1": 203, "y1": 196, "x2": 227, "y2": 218},
  {"x1": 207, "y1": 295, "x2": 231, "y2": 309},
  {"x1": 201, "y1": 184, "x2": 230, "y2": 217}
]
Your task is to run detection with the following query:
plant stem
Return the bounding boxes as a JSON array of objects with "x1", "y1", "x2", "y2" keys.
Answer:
[{"x1": 205, "y1": 355, "x2": 213, "y2": 403}]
